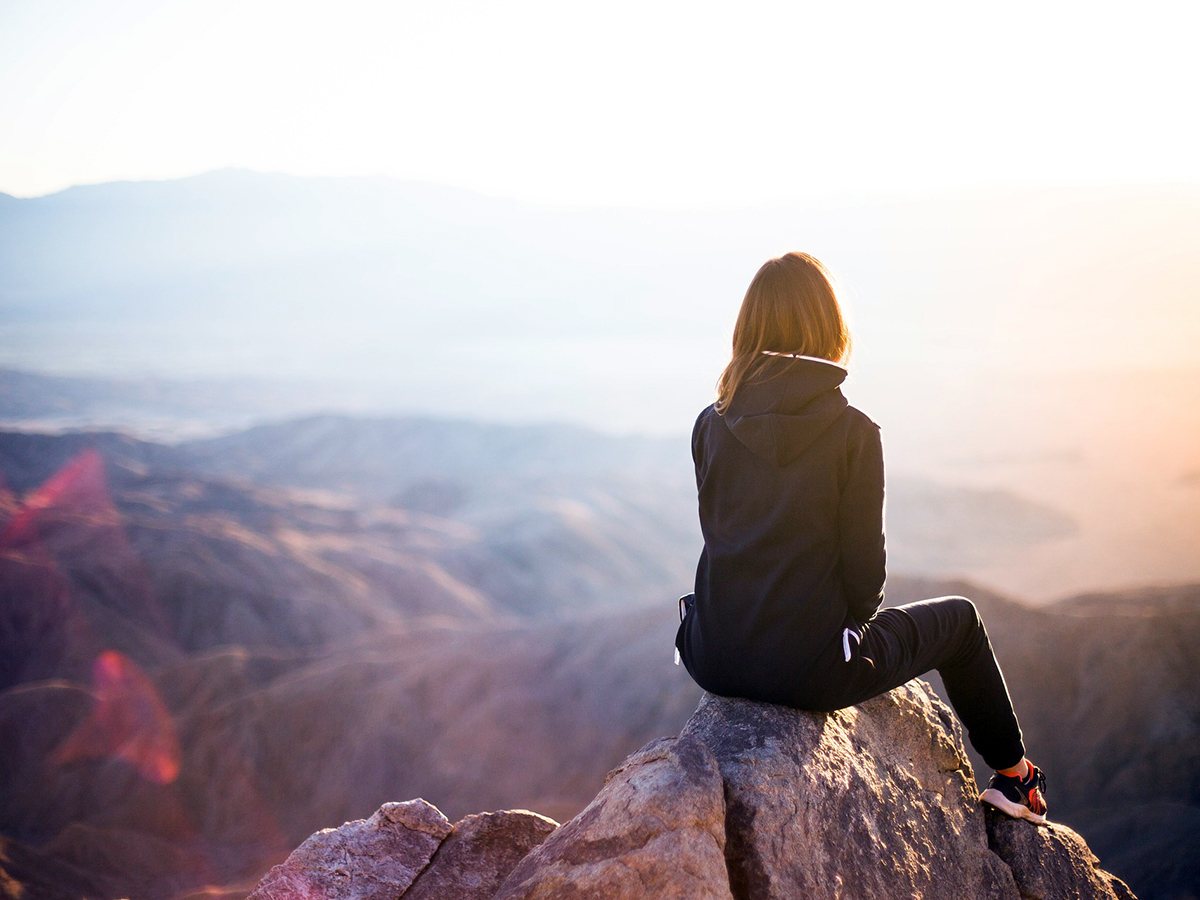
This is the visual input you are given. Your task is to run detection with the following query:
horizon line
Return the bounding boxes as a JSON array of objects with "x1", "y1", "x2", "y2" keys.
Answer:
[{"x1": 5, "y1": 167, "x2": 1200, "y2": 212}]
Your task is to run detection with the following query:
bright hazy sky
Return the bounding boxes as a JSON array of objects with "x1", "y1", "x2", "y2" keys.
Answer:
[{"x1": 2, "y1": 0, "x2": 1198, "y2": 206}]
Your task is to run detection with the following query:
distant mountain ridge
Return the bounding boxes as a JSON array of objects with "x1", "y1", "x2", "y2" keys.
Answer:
[
  {"x1": 0, "y1": 420, "x2": 698, "y2": 619},
  {"x1": 3, "y1": 170, "x2": 1199, "y2": 407},
  {"x1": 0, "y1": 411, "x2": 1080, "y2": 612},
  {"x1": 0, "y1": 366, "x2": 341, "y2": 440},
  {"x1": 182, "y1": 412, "x2": 688, "y2": 485}
]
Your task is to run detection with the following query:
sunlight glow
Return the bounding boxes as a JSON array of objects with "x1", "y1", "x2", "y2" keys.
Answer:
[{"x1": 2, "y1": 0, "x2": 1198, "y2": 205}]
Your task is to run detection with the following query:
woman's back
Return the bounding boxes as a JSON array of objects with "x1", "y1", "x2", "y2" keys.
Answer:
[{"x1": 679, "y1": 353, "x2": 885, "y2": 706}]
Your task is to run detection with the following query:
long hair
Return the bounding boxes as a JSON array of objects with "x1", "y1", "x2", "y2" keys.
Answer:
[{"x1": 715, "y1": 252, "x2": 851, "y2": 415}]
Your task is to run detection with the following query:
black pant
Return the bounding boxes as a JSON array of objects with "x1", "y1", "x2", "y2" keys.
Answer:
[{"x1": 803, "y1": 596, "x2": 1026, "y2": 772}]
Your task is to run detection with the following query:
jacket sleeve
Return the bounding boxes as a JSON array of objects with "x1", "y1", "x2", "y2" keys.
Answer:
[
  {"x1": 838, "y1": 419, "x2": 886, "y2": 625},
  {"x1": 691, "y1": 407, "x2": 709, "y2": 491}
]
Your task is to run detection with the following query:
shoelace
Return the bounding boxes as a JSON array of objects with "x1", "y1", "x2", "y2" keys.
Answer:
[
  {"x1": 1020, "y1": 766, "x2": 1048, "y2": 814},
  {"x1": 1016, "y1": 763, "x2": 1046, "y2": 790},
  {"x1": 1028, "y1": 767, "x2": 1048, "y2": 796}
]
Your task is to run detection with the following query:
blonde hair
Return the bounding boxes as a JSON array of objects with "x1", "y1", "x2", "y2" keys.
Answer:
[{"x1": 715, "y1": 252, "x2": 851, "y2": 415}]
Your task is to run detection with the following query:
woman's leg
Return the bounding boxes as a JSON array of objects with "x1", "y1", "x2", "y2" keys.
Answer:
[{"x1": 843, "y1": 596, "x2": 1026, "y2": 772}]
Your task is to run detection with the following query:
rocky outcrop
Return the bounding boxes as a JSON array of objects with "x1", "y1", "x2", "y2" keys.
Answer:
[
  {"x1": 250, "y1": 681, "x2": 1134, "y2": 900},
  {"x1": 246, "y1": 800, "x2": 557, "y2": 900},
  {"x1": 246, "y1": 800, "x2": 453, "y2": 900},
  {"x1": 683, "y1": 687, "x2": 1013, "y2": 900},
  {"x1": 986, "y1": 811, "x2": 1136, "y2": 900},
  {"x1": 495, "y1": 735, "x2": 731, "y2": 900}
]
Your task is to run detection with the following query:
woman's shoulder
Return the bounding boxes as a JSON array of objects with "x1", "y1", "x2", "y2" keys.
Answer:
[
  {"x1": 844, "y1": 404, "x2": 881, "y2": 429},
  {"x1": 842, "y1": 404, "x2": 883, "y2": 445},
  {"x1": 691, "y1": 403, "x2": 717, "y2": 444}
]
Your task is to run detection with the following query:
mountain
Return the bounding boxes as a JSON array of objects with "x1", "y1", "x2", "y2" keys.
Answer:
[
  {"x1": 0, "y1": 366, "x2": 341, "y2": 441},
  {"x1": 0, "y1": 419, "x2": 700, "y2": 620},
  {"x1": 0, "y1": 410, "x2": 1077, "y2": 617},
  {"x1": 0, "y1": 429, "x2": 498, "y2": 690},
  {"x1": 4, "y1": 172, "x2": 1199, "y2": 357},
  {"x1": 172, "y1": 413, "x2": 1079, "y2": 612},
  {"x1": 1, "y1": 424, "x2": 1196, "y2": 899},
  {"x1": 4, "y1": 170, "x2": 1200, "y2": 604},
  {"x1": 3, "y1": 172, "x2": 1200, "y2": 424}
]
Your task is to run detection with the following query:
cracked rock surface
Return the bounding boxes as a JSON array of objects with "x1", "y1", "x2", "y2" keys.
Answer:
[
  {"x1": 406, "y1": 809, "x2": 559, "y2": 900},
  {"x1": 246, "y1": 800, "x2": 452, "y2": 900}
]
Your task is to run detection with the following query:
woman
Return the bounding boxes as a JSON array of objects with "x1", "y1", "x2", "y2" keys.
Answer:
[{"x1": 674, "y1": 251, "x2": 1048, "y2": 823}]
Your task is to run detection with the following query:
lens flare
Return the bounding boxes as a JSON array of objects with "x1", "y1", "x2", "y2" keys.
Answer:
[{"x1": 53, "y1": 649, "x2": 182, "y2": 784}]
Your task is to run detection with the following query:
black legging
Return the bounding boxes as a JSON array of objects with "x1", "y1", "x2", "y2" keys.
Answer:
[{"x1": 800, "y1": 596, "x2": 1025, "y2": 771}]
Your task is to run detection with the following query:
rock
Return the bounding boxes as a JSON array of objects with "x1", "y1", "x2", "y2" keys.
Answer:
[
  {"x1": 986, "y1": 810, "x2": 1136, "y2": 900},
  {"x1": 493, "y1": 735, "x2": 735, "y2": 900},
  {"x1": 494, "y1": 681, "x2": 1134, "y2": 900},
  {"x1": 243, "y1": 802, "x2": 559, "y2": 900},
  {"x1": 404, "y1": 809, "x2": 558, "y2": 900},
  {"x1": 683, "y1": 685, "x2": 1018, "y2": 900},
  {"x1": 248, "y1": 682, "x2": 1136, "y2": 900},
  {"x1": 245, "y1": 800, "x2": 451, "y2": 900}
]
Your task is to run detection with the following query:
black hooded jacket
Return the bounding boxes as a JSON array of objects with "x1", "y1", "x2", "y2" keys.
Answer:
[{"x1": 676, "y1": 354, "x2": 886, "y2": 707}]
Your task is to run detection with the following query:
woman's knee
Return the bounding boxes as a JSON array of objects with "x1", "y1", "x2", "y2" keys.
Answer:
[
  {"x1": 935, "y1": 595, "x2": 984, "y2": 632},
  {"x1": 950, "y1": 595, "x2": 979, "y2": 617}
]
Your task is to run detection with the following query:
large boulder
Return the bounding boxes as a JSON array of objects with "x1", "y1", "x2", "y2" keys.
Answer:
[{"x1": 676, "y1": 685, "x2": 1015, "y2": 900}]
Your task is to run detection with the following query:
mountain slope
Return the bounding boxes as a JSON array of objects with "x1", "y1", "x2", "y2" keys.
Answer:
[{"x1": 1, "y1": 426, "x2": 1195, "y2": 899}]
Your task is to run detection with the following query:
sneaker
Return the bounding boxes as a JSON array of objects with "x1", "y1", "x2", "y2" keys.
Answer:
[{"x1": 980, "y1": 762, "x2": 1049, "y2": 824}]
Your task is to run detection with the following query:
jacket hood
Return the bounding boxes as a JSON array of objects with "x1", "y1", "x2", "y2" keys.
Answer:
[{"x1": 724, "y1": 355, "x2": 849, "y2": 467}]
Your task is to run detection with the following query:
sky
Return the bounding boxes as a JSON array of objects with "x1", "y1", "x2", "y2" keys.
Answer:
[
  {"x1": 3, "y1": 0, "x2": 1200, "y2": 603},
  {"x1": 2, "y1": 0, "x2": 1199, "y2": 206}
]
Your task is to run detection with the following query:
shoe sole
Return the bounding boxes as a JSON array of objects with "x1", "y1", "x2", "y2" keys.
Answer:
[{"x1": 979, "y1": 788, "x2": 1048, "y2": 825}]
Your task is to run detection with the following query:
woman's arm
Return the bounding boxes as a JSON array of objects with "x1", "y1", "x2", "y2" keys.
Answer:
[
  {"x1": 838, "y1": 418, "x2": 887, "y2": 624},
  {"x1": 691, "y1": 406, "x2": 711, "y2": 490}
]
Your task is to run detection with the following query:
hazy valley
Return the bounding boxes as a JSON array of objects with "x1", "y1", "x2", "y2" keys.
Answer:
[
  {"x1": 4, "y1": 172, "x2": 1200, "y2": 603},
  {"x1": 0, "y1": 416, "x2": 1197, "y2": 899},
  {"x1": 2, "y1": 172, "x2": 1199, "y2": 899}
]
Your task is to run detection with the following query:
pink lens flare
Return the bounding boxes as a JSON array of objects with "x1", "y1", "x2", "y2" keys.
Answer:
[{"x1": 53, "y1": 649, "x2": 182, "y2": 784}]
